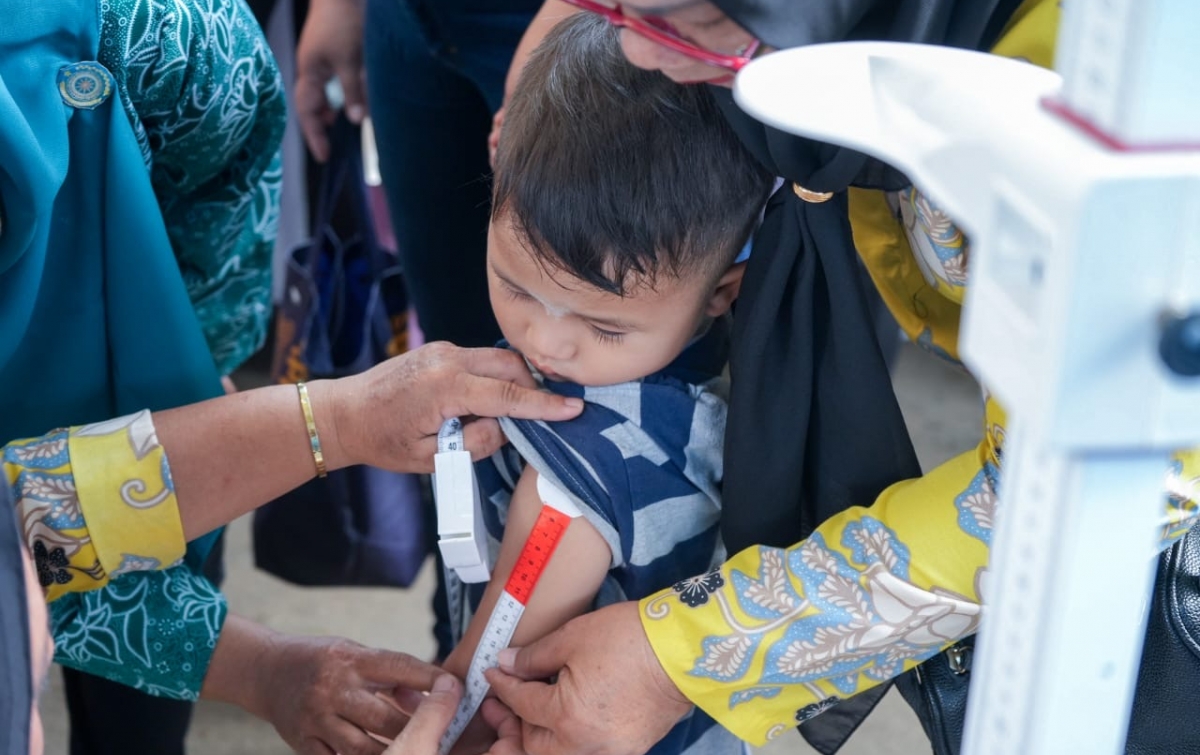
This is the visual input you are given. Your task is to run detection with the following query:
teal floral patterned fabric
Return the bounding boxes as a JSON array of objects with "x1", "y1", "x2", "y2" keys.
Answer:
[
  {"x1": 41, "y1": 0, "x2": 284, "y2": 699},
  {"x1": 98, "y1": 0, "x2": 285, "y2": 375},
  {"x1": 51, "y1": 565, "x2": 227, "y2": 701}
]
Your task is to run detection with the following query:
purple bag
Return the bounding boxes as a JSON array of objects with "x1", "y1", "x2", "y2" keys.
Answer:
[{"x1": 254, "y1": 116, "x2": 427, "y2": 588}]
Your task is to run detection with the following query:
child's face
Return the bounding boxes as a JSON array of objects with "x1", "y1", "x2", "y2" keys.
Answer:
[{"x1": 487, "y1": 217, "x2": 742, "y2": 387}]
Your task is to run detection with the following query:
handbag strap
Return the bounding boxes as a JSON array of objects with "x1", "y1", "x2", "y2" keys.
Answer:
[{"x1": 312, "y1": 114, "x2": 392, "y2": 281}]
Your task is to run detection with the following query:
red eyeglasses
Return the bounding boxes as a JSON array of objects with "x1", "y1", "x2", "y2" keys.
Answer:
[{"x1": 560, "y1": 0, "x2": 761, "y2": 73}]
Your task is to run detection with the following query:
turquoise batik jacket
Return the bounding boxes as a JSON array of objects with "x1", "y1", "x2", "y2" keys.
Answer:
[
  {"x1": 100, "y1": 0, "x2": 284, "y2": 376},
  {"x1": 0, "y1": 0, "x2": 283, "y2": 699}
]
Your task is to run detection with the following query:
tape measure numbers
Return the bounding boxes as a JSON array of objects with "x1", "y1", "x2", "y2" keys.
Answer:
[{"x1": 435, "y1": 417, "x2": 582, "y2": 754}]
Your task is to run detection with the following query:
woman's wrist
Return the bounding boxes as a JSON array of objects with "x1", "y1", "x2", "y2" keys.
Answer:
[
  {"x1": 201, "y1": 614, "x2": 282, "y2": 717},
  {"x1": 300, "y1": 379, "x2": 355, "y2": 473}
]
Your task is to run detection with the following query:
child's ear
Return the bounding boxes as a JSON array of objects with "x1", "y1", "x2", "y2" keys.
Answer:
[{"x1": 704, "y1": 261, "x2": 747, "y2": 317}]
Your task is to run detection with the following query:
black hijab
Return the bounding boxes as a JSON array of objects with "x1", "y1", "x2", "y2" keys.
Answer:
[
  {"x1": 710, "y1": 1, "x2": 1023, "y2": 750},
  {"x1": 1, "y1": 483, "x2": 33, "y2": 755},
  {"x1": 716, "y1": 0, "x2": 1024, "y2": 557}
]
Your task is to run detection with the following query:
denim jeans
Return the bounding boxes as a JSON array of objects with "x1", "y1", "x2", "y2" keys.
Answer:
[
  {"x1": 364, "y1": 0, "x2": 539, "y2": 349},
  {"x1": 364, "y1": 0, "x2": 539, "y2": 658}
]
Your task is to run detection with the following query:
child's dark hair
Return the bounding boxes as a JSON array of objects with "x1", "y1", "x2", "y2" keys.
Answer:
[{"x1": 492, "y1": 13, "x2": 773, "y2": 295}]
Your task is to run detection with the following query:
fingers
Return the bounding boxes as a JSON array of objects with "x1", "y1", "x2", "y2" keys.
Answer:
[
  {"x1": 327, "y1": 716, "x2": 387, "y2": 755},
  {"x1": 497, "y1": 633, "x2": 570, "y2": 681},
  {"x1": 295, "y1": 74, "x2": 333, "y2": 161},
  {"x1": 296, "y1": 738, "x2": 337, "y2": 755},
  {"x1": 520, "y1": 721, "x2": 562, "y2": 755},
  {"x1": 383, "y1": 675, "x2": 462, "y2": 755},
  {"x1": 461, "y1": 418, "x2": 506, "y2": 461},
  {"x1": 390, "y1": 685, "x2": 428, "y2": 716},
  {"x1": 347, "y1": 692, "x2": 410, "y2": 740},
  {"x1": 454, "y1": 374, "x2": 583, "y2": 424},
  {"x1": 480, "y1": 699, "x2": 517, "y2": 736},
  {"x1": 481, "y1": 699, "x2": 525, "y2": 755},
  {"x1": 483, "y1": 668, "x2": 559, "y2": 729},
  {"x1": 461, "y1": 347, "x2": 541, "y2": 388},
  {"x1": 361, "y1": 648, "x2": 442, "y2": 691}
]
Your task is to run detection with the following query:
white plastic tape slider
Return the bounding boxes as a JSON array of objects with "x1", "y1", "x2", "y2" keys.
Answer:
[{"x1": 433, "y1": 419, "x2": 490, "y2": 583}]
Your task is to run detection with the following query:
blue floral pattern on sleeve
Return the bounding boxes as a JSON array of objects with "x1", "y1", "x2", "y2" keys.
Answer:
[{"x1": 955, "y1": 463, "x2": 999, "y2": 546}]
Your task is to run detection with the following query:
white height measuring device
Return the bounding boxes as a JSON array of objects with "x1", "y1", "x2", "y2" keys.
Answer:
[
  {"x1": 734, "y1": 1, "x2": 1200, "y2": 753},
  {"x1": 433, "y1": 418, "x2": 582, "y2": 755}
]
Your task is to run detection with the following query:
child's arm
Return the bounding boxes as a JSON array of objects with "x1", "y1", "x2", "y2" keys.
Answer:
[{"x1": 443, "y1": 465, "x2": 612, "y2": 747}]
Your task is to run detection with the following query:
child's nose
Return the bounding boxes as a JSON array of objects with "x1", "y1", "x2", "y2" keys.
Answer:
[{"x1": 528, "y1": 321, "x2": 576, "y2": 361}]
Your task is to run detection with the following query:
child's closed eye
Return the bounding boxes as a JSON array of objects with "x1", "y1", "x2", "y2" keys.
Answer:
[
  {"x1": 590, "y1": 325, "x2": 626, "y2": 345},
  {"x1": 502, "y1": 282, "x2": 534, "y2": 302}
]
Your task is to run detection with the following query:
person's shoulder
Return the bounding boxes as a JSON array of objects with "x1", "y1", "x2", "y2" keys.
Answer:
[{"x1": 99, "y1": 0, "x2": 273, "y2": 101}]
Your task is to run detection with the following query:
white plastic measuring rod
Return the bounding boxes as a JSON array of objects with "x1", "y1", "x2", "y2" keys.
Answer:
[
  {"x1": 437, "y1": 473, "x2": 582, "y2": 755},
  {"x1": 732, "y1": 1, "x2": 1200, "y2": 752}
]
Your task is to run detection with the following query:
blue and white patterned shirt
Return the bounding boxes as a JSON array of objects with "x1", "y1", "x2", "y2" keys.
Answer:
[{"x1": 463, "y1": 317, "x2": 743, "y2": 755}]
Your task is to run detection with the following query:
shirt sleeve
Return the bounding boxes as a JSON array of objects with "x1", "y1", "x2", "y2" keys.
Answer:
[
  {"x1": 3, "y1": 411, "x2": 187, "y2": 603},
  {"x1": 640, "y1": 398, "x2": 1200, "y2": 745},
  {"x1": 50, "y1": 566, "x2": 228, "y2": 700},
  {"x1": 4, "y1": 411, "x2": 226, "y2": 699},
  {"x1": 98, "y1": 0, "x2": 286, "y2": 375}
]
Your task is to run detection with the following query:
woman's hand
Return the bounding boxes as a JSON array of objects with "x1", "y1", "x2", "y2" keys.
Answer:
[
  {"x1": 382, "y1": 676, "x2": 527, "y2": 755},
  {"x1": 485, "y1": 601, "x2": 692, "y2": 755},
  {"x1": 204, "y1": 616, "x2": 441, "y2": 755},
  {"x1": 323, "y1": 341, "x2": 584, "y2": 473},
  {"x1": 159, "y1": 342, "x2": 581, "y2": 543}
]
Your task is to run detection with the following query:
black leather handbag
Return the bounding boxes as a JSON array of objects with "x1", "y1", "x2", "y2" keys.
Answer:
[{"x1": 896, "y1": 527, "x2": 1200, "y2": 755}]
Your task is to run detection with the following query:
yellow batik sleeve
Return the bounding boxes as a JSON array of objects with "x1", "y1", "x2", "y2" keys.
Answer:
[
  {"x1": 3, "y1": 410, "x2": 187, "y2": 601},
  {"x1": 641, "y1": 397, "x2": 1200, "y2": 746},
  {"x1": 641, "y1": 425, "x2": 996, "y2": 745}
]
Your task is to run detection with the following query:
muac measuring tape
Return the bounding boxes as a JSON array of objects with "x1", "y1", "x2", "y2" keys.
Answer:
[{"x1": 434, "y1": 418, "x2": 582, "y2": 754}]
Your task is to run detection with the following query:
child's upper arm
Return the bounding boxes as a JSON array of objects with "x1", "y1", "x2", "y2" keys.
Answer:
[{"x1": 443, "y1": 465, "x2": 612, "y2": 680}]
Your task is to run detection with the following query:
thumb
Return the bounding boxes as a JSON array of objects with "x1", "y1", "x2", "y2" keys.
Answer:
[
  {"x1": 425, "y1": 674, "x2": 462, "y2": 707},
  {"x1": 496, "y1": 630, "x2": 570, "y2": 681},
  {"x1": 384, "y1": 675, "x2": 462, "y2": 755}
]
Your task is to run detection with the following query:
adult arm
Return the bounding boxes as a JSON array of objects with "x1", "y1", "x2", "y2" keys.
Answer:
[
  {"x1": 4, "y1": 343, "x2": 584, "y2": 601},
  {"x1": 488, "y1": 429, "x2": 1200, "y2": 753}
]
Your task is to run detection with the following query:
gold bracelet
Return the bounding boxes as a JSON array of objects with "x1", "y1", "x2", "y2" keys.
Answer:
[{"x1": 296, "y1": 382, "x2": 327, "y2": 478}]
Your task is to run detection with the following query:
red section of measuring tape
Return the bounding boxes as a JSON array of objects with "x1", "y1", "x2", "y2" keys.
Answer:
[{"x1": 504, "y1": 507, "x2": 571, "y2": 605}]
